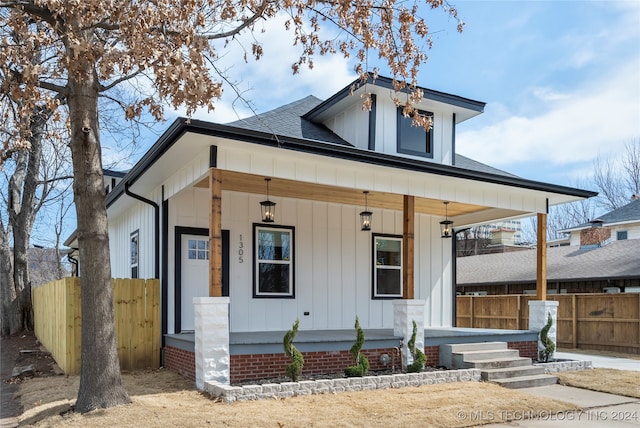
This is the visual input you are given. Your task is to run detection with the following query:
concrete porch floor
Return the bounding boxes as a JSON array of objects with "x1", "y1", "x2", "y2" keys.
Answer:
[{"x1": 165, "y1": 327, "x2": 538, "y2": 355}]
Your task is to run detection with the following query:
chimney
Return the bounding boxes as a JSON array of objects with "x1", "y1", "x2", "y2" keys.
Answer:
[{"x1": 580, "y1": 221, "x2": 611, "y2": 249}]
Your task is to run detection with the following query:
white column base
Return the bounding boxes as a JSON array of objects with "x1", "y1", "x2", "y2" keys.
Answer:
[
  {"x1": 194, "y1": 297, "x2": 230, "y2": 390},
  {"x1": 392, "y1": 300, "x2": 426, "y2": 368},
  {"x1": 528, "y1": 300, "x2": 559, "y2": 361}
]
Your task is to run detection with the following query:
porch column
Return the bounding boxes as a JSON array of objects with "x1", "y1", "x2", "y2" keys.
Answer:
[
  {"x1": 393, "y1": 300, "x2": 425, "y2": 368},
  {"x1": 536, "y1": 212, "x2": 547, "y2": 301},
  {"x1": 194, "y1": 297, "x2": 230, "y2": 389},
  {"x1": 528, "y1": 299, "x2": 558, "y2": 361},
  {"x1": 209, "y1": 168, "x2": 223, "y2": 297},
  {"x1": 402, "y1": 195, "x2": 415, "y2": 299}
]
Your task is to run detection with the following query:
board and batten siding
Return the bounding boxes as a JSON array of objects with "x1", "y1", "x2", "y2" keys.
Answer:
[
  {"x1": 108, "y1": 196, "x2": 157, "y2": 280},
  {"x1": 165, "y1": 188, "x2": 452, "y2": 333},
  {"x1": 320, "y1": 92, "x2": 456, "y2": 166}
]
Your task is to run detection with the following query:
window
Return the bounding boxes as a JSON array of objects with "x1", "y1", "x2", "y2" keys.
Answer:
[
  {"x1": 187, "y1": 238, "x2": 209, "y2": 260},
  {"x1": 617, "y1": 230, "x2": 628, "y2": 240},
  {"x1": 373, "y1": 234, "x2": 402, "y2": 298},
  {"x1": 130, "y1": 230, "x2": 139, "y2": 279},
  {"x1": 397, "y1": 108, "x2": 433, "y2": 158},
  {"x1": 254, "y1": 224, "x2": 295, "y2": 298}
]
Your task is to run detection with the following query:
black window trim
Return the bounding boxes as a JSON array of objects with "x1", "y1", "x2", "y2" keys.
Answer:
[
  {"x1": 396, "y1": 107, "x2": 434, "y2": 159},
  {"x1": 371, "y1": 233, "x2": 403, "y2": 300},
  {"x1": 253, "y1": 223, "x2": 296, "y2": 299},
  {"x1": 130, "y1": 229, "x2": 139, "y2": 279}
]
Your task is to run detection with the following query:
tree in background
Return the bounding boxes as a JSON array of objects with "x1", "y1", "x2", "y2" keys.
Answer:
[
  {"x1": 1, "y1": 0, "x2": 463, "y2": 413},
  {"x1": 522, "y1": 138, "x2": 640, "y2": 242}
]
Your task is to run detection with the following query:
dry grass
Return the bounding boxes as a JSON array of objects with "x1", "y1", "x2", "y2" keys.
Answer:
[
  {"x1": 557, "y1": 368, "x2": 640, "y2": 399},
  {"x1": 16, "y1": 369, "x2": 579, "y2": 427}
]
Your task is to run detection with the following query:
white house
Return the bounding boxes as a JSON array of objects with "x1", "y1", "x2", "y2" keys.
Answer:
[{"x1": 68, "y1": 76, "x2": 596, "y2": 384}]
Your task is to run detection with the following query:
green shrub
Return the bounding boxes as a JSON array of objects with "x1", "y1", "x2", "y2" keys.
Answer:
[
  {"x1": 283, "y1": 319, "x2": 304, "y2": 381},
  {"x1": 406, "y1": 320, "x2": 426, "y2": 373},
  {"x1": 345, "y1": 317, "x2": 369, "y2": 377},
  {"x1": 538, "y1": 312, "x2": 556, "y2": 363}
]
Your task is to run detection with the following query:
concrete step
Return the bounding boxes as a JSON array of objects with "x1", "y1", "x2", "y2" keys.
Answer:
[
  {"x1": 463, "y1": 356, "x2": 533, "y2": 370},
  {"x1": 481, "y1": 365, "x2": 546, "y2": 381},
  {"x1": 456, "y1": 349, "x2": 521, "y2": 361},
  {"x1": 442, "y1": 341, "x2": 508, "y2": 354},
  {"x1": 492, "y1": 374, "x2": 558, "y2": 389},
  {"x1": 451, "y1": 349, "x2": 521, "y2": 368}
]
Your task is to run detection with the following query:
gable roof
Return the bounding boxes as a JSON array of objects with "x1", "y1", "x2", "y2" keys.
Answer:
[
  {"x1": 457, "y1": 239, "x2": 640, "y2": 285},
  {"x1": 561, "y1": 199, "x2": 640, "y2": 231},
  {"x1": 304, "y1": 76, "x2": 486, "y2": 124}
]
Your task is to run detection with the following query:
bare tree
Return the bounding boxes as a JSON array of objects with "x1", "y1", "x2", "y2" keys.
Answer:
[
  {"x1": 621, "y1": 138, "x2": 640, "y2": 199},
  {"x1": 1, "y1": 0, "x2": 464, "y2": 414}
]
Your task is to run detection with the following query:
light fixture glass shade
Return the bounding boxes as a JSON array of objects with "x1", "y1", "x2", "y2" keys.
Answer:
[
  {"x1": 260, "y1": 200, "x2": 275, "y2": 222},
  {"x1": 440, "y1": 201, "x2": 453, "y2": 238},
  {"x1": 260, "y1": 178, "x2": 275, "y2": 222},
  {"x1": 360, "y1": 210, "x2": 372, "y2": 231},
  {"x1": 440, "y1": 219, "x2": 453, "y2": 238}
]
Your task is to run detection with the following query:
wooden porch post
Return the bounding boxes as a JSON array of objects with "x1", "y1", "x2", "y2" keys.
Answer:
[
  {"x1": 209, "y1": 168, "x2": 223, "y2": 297},
  {"x1": 403, "y1": 195, "x2": 415, "y2": 299},
  {"x1": 536, "y1": 212, "x2": 547, "y2": 301}
]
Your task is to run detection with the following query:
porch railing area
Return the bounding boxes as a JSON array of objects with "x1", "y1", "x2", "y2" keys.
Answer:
[
  {"x1": 33, "y1": 277, "x2": 161, "y2": 375},
  {"x1": 456, "y1": 293, "x2": 640, "y2": 354}
]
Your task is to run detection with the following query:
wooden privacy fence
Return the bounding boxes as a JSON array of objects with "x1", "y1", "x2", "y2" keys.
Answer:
[
  {"x1": 456, "y1": 293, "x2": 640, "y2": 354},
  {"x1": 33, "y1": 277, "x2": 160, "y2": 375}
]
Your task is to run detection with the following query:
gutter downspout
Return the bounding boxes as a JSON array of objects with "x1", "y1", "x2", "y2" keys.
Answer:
[{"x1": 125, "y1": 183, "x2": 160, "y2": 279}]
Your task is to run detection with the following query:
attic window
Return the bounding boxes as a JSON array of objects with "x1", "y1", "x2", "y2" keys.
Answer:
[{"x1": 397, "y1": 108, "x2": 433, "y2": 158}]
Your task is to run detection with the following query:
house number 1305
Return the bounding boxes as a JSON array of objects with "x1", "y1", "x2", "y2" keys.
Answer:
[{"x1": 238, "y1": 235, "x2": 244, "y2": 263}]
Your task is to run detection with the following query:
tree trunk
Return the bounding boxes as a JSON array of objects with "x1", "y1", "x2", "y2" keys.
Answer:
[
  {"x1": 67, "y1": 59, "x2": 130, "y2": 412},
  {"x1": 0, "y1": 223, "x2": 19, "y2": 336}
]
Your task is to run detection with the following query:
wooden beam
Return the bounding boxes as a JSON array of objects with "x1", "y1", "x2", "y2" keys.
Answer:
[
  {"x1": 536, "y1": 212, "x2": 547, "y2": 301},
  {"x1": 209, "y1": 168, "x2": 223, "y2": 297},
  {"x1": 403, "y1": 195, "x2": 415, "y2": 300}
]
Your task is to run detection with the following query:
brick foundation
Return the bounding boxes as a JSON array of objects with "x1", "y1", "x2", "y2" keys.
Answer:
[
  {"x1": 508, "y1": 341, "x2": 538, "y2": 360},
  {"x1": 164, "y1": 345, "x2": 445, "y2": 383},
  {"x1": 164, "y1": 345, "x2": 196, "y2": 381}
]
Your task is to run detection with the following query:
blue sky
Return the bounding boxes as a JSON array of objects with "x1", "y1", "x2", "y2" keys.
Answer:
[{"x1": 163, "y1": 0, "x2": 639, "y2": 191}]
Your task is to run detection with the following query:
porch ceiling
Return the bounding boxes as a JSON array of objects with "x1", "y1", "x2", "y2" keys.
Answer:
[{"x1": 195, "y1": 170, "x2": 490, "y2": 218}]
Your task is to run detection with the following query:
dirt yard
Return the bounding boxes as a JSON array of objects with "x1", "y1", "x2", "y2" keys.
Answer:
[{"x1": 2, "y1": 333, "x2": 636, "y2": 427}]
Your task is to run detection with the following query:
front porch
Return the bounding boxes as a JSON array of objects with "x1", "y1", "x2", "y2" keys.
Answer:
[{"x1": 163, "y1": 327, "x2": 538, "y2": 384}]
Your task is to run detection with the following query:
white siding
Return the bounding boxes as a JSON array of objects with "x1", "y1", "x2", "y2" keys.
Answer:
[
  {"x1": 322, "y1": 102, "x2": 370, "y2": 150},
  {"x1": 108, "y1": 196, "x2": 157, "y2": 280},
  {"x1": 165, "y1": 189, "x2": 450, "y2": 333}
]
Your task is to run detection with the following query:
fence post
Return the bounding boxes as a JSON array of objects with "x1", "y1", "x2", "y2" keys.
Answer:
[
  {"x1": 572, "y1": 294, "x2": 577, "y2": 349},
  {"x1": 470, "y1": 296, "x2": 475, "y2": 328}
]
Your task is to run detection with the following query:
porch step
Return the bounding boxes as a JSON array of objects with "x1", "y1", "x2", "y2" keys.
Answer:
[
  {"x1": 492, "y1": 374, "x2": 558, "y2": 389},
  {"x1": 441, "y1": 341, "x2": 556, "y2": 389},
  {"x1": 481, "y1": 365, "x2": 545, "y2": 380},
  {"x1": 451, "y1": 349, "x2": 522, "y2": 369},
  {"x1": 463, "y1": 356, "x2": 532, "y2": 370}
]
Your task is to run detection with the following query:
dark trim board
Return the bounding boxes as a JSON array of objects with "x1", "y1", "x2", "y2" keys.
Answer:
[{"x1": 174, "y1": 226, "x2": 229, "y2": 333}]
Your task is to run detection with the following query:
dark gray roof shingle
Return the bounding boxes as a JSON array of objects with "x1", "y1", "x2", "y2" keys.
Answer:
[
  {"x1": 226, "y1": 96, "x2": 352, "y2": 146},
  {"x1": 571, "y1": 199, "x2": 640, "y2": 229},
  {"x1": 457, "y1": 239, "x2": 640, "y2": 285},
  {"x1": 227, "y1": 95, "x2": 519, "y2": 180}
]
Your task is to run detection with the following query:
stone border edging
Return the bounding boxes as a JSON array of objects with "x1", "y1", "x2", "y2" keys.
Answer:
[
  {"x1": 534, "y1": 360, "x2": 593, "y2": 373},
  {"x1": 205, "y1": 369, "x2": 481, "y2": 403}
]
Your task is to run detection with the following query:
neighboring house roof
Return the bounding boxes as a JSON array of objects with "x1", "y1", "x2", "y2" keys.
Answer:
[
  {"x1": 560, "y1": 199, "x2": 640, "y2": 232},
  {"x1": 457, "y1": 239, "x2": 640, "y2": 286}
]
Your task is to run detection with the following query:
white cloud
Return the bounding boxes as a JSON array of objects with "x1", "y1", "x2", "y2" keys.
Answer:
[
  {"x1": 457, "y1": 59, "x2": 640, "y2": 168},
  {"x1": 170, "y1": 14, "x2": 356, "y2": 124}
]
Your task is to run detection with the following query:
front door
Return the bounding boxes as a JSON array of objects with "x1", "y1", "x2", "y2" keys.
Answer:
[{"x1": 175, "y1": 227, "x2": 229, "y2": 332}]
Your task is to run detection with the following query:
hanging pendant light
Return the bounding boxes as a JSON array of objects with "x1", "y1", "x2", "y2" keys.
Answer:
[
  {"x1": 360, "y1": 191, "x2": 372, "y2": 231},
  {"x1": 440, "y1": 201, "x2": 453, "y2": 238},
  {"x1": 260, "y1": 178, "x2": 276, "y2": 222}
]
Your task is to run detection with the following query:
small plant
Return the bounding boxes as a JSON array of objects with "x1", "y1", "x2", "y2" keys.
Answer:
[
  {"x1": 406, "y1": 320, "x2": 426, "y2": 373},
  {"x1": 345, "y1": 316, "x2": 369, "y2": 377},
  {"x1": 538, "y1": 312, "x2": 556, "y2": 363},
  {"x1": 283, "y1": 319, "x2": 304, "y2": 381}
]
